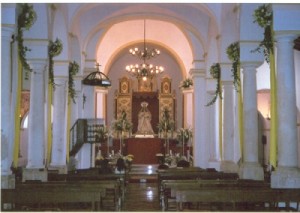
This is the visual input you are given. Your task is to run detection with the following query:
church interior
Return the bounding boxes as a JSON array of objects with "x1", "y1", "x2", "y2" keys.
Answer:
[{"x1": 1, "y1": 2, "x2": 300, "y2": 211}]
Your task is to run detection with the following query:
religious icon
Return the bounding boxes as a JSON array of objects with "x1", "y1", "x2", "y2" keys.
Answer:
[{"x1": 136, "y1": 101, "x2": 154, "y2": 135}]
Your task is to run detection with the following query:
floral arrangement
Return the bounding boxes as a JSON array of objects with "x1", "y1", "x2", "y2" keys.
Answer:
[
  {"x1": 252, "y1": 4, "x2": 273, "y2": 63},
  {"x1": 124, "y1": 154, "x2": 134, "y2": 162},
  {"x1": 48, "y1": 38, "x2": 63, "y2": 88},
  {"x1": 157, "y1": 107, "x2": 175, "y2": 134},
  {"x1": 95, "y1": 125, "x2": 108, "y2": 143},
  {"x1": 179, "y1": 78, "x2": 193, "y2": 89},
  {"x1": 176, "y1": 127, "x2": 193, "y2": 143},
  {"x1": 226, "y1": 42, "x2": 240, "y2": 91},
  {"x1": 68, "y1": 61, "x2": 79, "y2": 103},
  {"x1": 112, "y1": 110, "x2": 132, "y2": 134},
  {"x1": 17, "y1": 3, "x2": 37, "y2": 80},
  {"x1": 206, "y1": 63, "x2": 222, "y2": 106}
]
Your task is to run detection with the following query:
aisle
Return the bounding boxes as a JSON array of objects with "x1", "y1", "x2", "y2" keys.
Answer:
[
  {"x1": 122, "y1": 182, "x2": 161, "y2": 211},
  {"x1": 121, "y1": 164, "x2": 160, "y2": 211}
]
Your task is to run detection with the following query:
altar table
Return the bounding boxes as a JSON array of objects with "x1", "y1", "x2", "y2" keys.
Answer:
[{"x1": 124, "y1": 138, "x2": 164, "y2": 164}]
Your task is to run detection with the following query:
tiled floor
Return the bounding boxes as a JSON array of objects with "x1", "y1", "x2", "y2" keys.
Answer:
[
  {"x1": 122, "y1": 182, "x2": 161, "y2": 211},
  {"x1": 121, "y1": 164, "x2": 160, "y2": 211}
]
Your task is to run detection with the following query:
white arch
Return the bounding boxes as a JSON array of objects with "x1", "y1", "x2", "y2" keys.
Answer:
[
  {"x1": 95, "y1": 19, "x2": 193, "y2": 77},
  {"x1": 68, "y1": 3, "x2": 220, "y2": 75}
]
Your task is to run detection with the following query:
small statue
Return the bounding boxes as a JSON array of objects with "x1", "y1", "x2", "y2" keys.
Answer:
[{"x1": 136, "y1": 102, "x2": 154, "y2": 135}]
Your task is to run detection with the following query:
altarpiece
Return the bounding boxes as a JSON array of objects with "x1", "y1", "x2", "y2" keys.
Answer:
[{"x1": 114, "y1": 76, "x2": 176, "y2": 136}]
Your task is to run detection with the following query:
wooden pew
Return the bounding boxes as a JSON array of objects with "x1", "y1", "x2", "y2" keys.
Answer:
[
  {"x1": 14, "y1": 180, "x2": 122, "y2": 211},
  {"x1": 175, "y1": 188, "x2": 300, "y2": 211},
  {"x1": 157, "y1": 167, "x2": 238, "y2": 209},
  {"x1": 1, "y1": 188, "x2": 100, "y2": 211},
  {"x1": 161, "y1": 179, "x2": 270, "y2": 211}
]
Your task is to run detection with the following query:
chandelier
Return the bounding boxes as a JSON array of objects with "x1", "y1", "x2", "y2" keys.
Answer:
[{"x1": 125, "y1": 20, "x2": 164, "y2": 81}]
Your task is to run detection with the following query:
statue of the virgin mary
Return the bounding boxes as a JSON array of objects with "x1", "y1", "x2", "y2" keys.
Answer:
[{"x1": 136, "y1": 101, "x2": 154, "y2": 136}]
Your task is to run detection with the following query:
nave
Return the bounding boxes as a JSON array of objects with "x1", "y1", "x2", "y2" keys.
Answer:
[{"x1": 2, "y1": 164, "x2": 300, "y2": 212}]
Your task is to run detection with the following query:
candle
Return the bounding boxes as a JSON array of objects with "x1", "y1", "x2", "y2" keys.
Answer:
[{"x1": 112, "y1": 150, "x2": 114, "y2": 155}]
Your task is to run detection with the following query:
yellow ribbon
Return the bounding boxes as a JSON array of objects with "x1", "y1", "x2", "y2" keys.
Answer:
[
  {"x1": 269, "y1": 51, "x2": 278, "y2": 168},
  {"x1": 66, "y1": 96, "x2": 72, "y2": 163},
  {"x1": 46, "y1": 83, "x2": 53, "y2": 165},
  {"x1": 237, "y1": 65, "x2": 244, "y2": 160},
  {"x1": 219, "y1": 79, "x2": 223, "y2": 160},
  {"x1": 12, "y1": 58, "x2": 22, "y2": 168}
]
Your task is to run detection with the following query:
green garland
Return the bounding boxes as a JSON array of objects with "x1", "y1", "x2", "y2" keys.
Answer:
[
  {"x1": 16, "y1": 3, "x2": 37, "y2": 80},
  {"x1": 48, "y1": 38, "x2": 63, "y2": 88},
  {"x1": 68, "y1": 61, "x2": 79, "y2": 103},
  {"x1": 252, "y1": 4, "x2": 273, "y2": 63},
  {"x1": 206, "y1": 63, "x2": 222, "y2": 106},
  {"x1": 226, "y1": 42, "x2": 240, "y2": 91}
]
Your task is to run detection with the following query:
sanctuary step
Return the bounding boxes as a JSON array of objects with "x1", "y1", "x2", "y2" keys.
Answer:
[{"x1": 128, "y1": 164, "x2": 158, "y2": 183}]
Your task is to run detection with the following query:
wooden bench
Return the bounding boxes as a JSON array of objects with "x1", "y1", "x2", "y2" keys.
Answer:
[
  {"x1": 160, "y1": 179, "x2": 270, "y2": 211},
  {"x1": 13, "y1": 180, "x2": 122, "y2": 211},
  {"x1": 157, "y1": 168, "x2": 238, "y2": 209},
  {"x1": 175, "y1": 188, "x2": 300, "y2": 211},
  {"x1": 1, "y1": 188, "x2": 100, "y2": 211}
]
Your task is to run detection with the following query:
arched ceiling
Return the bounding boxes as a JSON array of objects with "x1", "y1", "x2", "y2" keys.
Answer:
[
  {"x1": 65, "y1": 3, "x2": 220, "y2": 75},
  {"x1": 95, "y1": 19, "x2": 192, "y2": 75}
]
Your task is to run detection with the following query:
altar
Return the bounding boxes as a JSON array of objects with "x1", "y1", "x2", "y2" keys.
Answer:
[
  {"x1": 111, "y1": 76, "x2": 177, "y2": 164},
  {"x1": 124, "y1": 138, "x2": 164, "y2": 164}
]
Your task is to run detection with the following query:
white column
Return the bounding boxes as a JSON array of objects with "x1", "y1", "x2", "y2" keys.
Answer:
[
  {"x1": 271, "y1": 34, "x2": 300, "y2": 188},
  {"x1": 220, "y1": 81, "x2": 239, "y2": 173},
  {"x1": 239, "y1": 63, "x2": 264, "y2": 180},
  {"x1": 222, "y1": 82, "x2": 235, "y2": 161},
  {"x1": 1, "y1": 27, "x2": 14, "y2": 175},
  {"x1": 219, "y1": 64, "x2": 238, "y2": 173},
  {"x1": 27, "y1": 61, "x2": 47, "y2": 168},
  {"x1": 207, "y1": 91, "x2": 221, "y2": 170},
  {"x1": 50, "y1": 78, "x2": 67, "y2": 167},
  {"x1": 190, "y1": 69, "x2": 208, "y2": 168}
]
